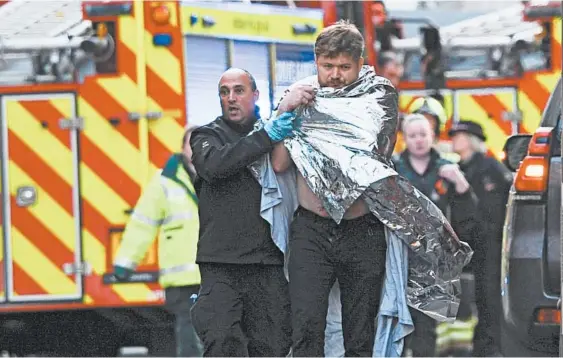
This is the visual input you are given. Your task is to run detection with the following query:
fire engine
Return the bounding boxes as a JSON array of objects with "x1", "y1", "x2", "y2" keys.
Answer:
[
  {"x1": 391, "y1": 1, "x2": 562, "y2": 159},
  {"x1": 0, "y1": 0, "x2": 327, "y2": 355}
]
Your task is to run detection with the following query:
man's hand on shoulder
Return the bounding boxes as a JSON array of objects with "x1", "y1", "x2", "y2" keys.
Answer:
[{"x1": 278, "y1": 85, "x2": 315, "y2": 113}]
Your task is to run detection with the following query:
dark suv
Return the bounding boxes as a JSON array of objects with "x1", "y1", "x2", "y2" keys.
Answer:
[{"x1": 501, "y1": 77, "x2": 561, "y2": 356}]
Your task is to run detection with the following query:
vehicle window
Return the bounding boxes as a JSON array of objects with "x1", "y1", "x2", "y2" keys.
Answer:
[{"x1": 446, "y1": 49, "x2": 488, "y2": 72}]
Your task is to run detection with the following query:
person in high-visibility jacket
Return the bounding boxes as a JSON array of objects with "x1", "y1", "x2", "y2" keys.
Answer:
[{"x1": 113, "y1": 126, "x2": 202, "y2": 357}]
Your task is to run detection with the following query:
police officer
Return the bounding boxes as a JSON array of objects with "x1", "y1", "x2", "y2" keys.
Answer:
[
  {"x1": 189, "y1": 68, "x2": 296, "y2": 357},
  {"x1": 113, "y1": 126, "x2": 202, "y2": 357},
  {"x1": 449, "y1": 120, "x2": 512, "y2": 357}
]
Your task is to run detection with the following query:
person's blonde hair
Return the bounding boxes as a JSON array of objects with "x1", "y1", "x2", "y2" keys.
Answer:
[{"x1": 401, "y1": 113, "x2": 431, "y2": 134}]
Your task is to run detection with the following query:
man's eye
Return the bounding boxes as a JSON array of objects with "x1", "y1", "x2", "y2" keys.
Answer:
[{"x1": 235, "y1": 88, "x2": 244, "y2": 94}]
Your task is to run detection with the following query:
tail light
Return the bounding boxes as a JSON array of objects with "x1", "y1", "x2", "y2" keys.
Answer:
[{"x1": 514, "y1": 127, "x2": 553, "y2": 193}]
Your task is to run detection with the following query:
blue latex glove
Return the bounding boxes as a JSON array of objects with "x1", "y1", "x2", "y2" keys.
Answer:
[
  {"x1": 114, "y1": 265, "x2": 134, "y2": 281},
  {"x1": 264, "y1": 112, "x2": 296, "y2": 142}
]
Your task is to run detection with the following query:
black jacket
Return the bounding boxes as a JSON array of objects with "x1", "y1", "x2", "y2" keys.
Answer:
[
  {"x1": 459, "y1": 152, "x2": 512, "y2": 244},
  {"x1": 393, "y1": 149, "x2": 481, "y2": 248},
  {"x1": 190, "y1": 116, "x2": 284, "y2": 265}
]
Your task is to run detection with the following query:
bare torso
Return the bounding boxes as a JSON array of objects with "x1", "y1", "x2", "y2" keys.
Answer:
[{"x1": 297, "y1": 173, "x2": 370, "y2": 220}]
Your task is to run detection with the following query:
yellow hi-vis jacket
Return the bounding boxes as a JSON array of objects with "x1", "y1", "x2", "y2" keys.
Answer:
[{"x1": 114, "y1": 154, "x2": 200, "y2": 288}]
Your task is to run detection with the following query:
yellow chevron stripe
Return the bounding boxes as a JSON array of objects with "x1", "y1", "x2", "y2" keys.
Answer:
[
  {"x1": 11, "y1": 227, "x2": 76, "y2": 296},
  {"x1": 494, "y1": 91, "x2": 515, "y2": 113},
  {"x1": 97, "y1": 75, "x2": 144, "y2": 115},
  {"x1": 111, "y1": 283, "x2": 157, "y2": 303},
  {"x1": 457, "y1": 94, "x2": 505, "y2": 159},
  {"x1": 8, "y1": 162, "x2": 76, "y2": 252},
  {"x1": 144, "y1": 30, "x2": 183, "y2": 95},
  {"x1": 8, "y1": 162, "x2": 95, "y2": 302},
  {"x1": 82, "y1": 230, "x2": 106, "y2": 275},
  {"x1": 8, "y1": 100, "x2": 128, "y2": 225},
  {"x1": 119, "y1": 15, "x2": 138, "y2": 53},
  {"x1": 147, "y1": 97, "x2": 184, "y2": 153},
  {"x1": 518, "y1": 91, "x2": 542, "y2": 132},
  {"x1": 535, "y1": 71, "x2": 559, "y2": 93},
  {"x1": 167, "y1": 1, "x2": 178, "y2": 27},
  {"x1": 78, "y1": 97, "x2": 157, "y2": 185},
  {"x1": 554, "y1": 18, "x2": 561, "y2": 45},
  {"x1": 120, "y1": 15, "x2": 182, "y2": 96}
]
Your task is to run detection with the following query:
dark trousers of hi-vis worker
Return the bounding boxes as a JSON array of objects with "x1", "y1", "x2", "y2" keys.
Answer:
[
  {"x1": 288, "y1": 207, "x2": 387, "y2": 357},
  {"x1": 165, "y1": 286, "x2": 203, "y2": 357},
  {"x1": 190, "y1": 263, "x2": 291, "y2": 357}
]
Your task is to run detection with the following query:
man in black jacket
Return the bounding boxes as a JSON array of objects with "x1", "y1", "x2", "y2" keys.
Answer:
[
  {"x1": 449, "y1": 121, "x2": 512, "y2": 357},
  {"x1": 189, "y1": 68, "x2": 296, "y2": 357}
]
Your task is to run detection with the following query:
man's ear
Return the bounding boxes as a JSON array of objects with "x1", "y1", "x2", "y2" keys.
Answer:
[
  {"x1": 254, "y1": 89, "x2": 259, "y2": 102},
  {"x1": 358, "y1": 57, "x2": 365, "y2": 67}
]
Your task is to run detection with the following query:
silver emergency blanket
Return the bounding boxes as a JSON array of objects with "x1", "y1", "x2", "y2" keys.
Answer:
[{"x1": 283, "y1": 66, "x2": 473, "y2": 321}]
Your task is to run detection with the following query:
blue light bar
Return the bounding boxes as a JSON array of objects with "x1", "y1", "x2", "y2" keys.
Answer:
[
  {"x1": 153, "y1": 33, "x2": 173, "y2": 47},
  {"x1": 85, "y1": 3, "x2": 132, "y2": 17}
]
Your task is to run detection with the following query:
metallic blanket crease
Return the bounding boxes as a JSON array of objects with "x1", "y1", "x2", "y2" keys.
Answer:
[{"x1": 281, "y1": 66, "x2": 473, "y2": 321}]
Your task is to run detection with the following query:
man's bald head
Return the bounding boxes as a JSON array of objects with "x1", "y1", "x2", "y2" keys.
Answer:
[
  {"x1": 218, "y1": 68, "x2": 257, "y2": 92},
  {"x1": 218, "y1": 68, "x2": 259, "y2": 124}
]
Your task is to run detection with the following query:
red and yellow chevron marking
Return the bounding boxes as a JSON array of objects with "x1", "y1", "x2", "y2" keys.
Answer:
[
  {"x1": 398, "y1": 89, "x2": 518, "y2": 159},
  {"x1": 397, "y1": 91, "x2": 455, "y2": 155},
  {"x1": 74, "y1": 1, "x2": 185, "y2": 305},
  {"x1": 143, "y1": 1, "x2": 187, "y2": 167},
  {"x1": 4, "y1": 96, "x2": 87, "y2": 300},
  {"x1": 456, "y1": 90, "x2": 516, "y2": 159},
  {"x1": 519, "y1": 18, "x2": 561, "y2": 134},
  {"x1": 0, "y1": 2, "x2": 186, "y2": 310}
]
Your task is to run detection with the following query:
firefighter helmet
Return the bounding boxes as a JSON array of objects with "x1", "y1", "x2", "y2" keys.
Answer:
[{"x1": 408, "y1": 97, "x2": 447, "y2": 133}]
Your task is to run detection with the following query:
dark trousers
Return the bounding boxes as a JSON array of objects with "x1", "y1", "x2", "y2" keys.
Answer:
[
  {"x1": 404, "y1": 308, "x2": 437, "y2": 357},
  {"x1": 165, "y1": 286, "x2": 203, "y2": 357},
  {"x1": 472, "y1": 239, "x2": 502, "y2": 357},
  {"x1": 288, "y1": 207, "x2": 387, "y2": 357},
  {"x1": 190, "y1": 263, "x2": 291, "y2": 357}
]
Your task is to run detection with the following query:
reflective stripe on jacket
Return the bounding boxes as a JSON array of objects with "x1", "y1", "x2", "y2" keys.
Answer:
[{"x1": 114, "y1": 154, "x2": 200, "y2": 288}]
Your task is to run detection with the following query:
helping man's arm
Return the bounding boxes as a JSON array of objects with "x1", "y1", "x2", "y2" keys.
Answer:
[
  {"x1": 191, "y1": 128, "x2": 273, "y2": 182},
  {"x1": 192, "y1": 113, "x2": 297, "y2": 181}
]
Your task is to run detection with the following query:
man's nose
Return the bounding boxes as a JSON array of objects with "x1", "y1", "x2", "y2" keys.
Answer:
[
  {"x1": 329, "y1": 67, "x2": 341, "y2": 78},
  {"x1": 227, "y1": 92, "x2": 236, "y2": 102}
]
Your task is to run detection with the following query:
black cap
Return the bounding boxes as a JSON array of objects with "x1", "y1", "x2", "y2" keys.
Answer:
[{"x1": 448, "y1": 120, "x2": 486, "y2": 141}]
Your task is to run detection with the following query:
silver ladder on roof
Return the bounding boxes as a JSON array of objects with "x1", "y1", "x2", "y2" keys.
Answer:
[
  {"x1": 0, "y1": 0, "x2": 85, "y2": 40},
  {"x1": 392, "y1": 3, "x2": 543, "y2": 51},
  {"x1": 437, "y1": 4, "x2": 540, "y2": 41},
  {"x1": 0, "y1": 0, "x2": 96, "y2": 85}
]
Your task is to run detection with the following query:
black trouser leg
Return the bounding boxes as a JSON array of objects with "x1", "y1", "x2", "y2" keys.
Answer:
[
  {"x1": 404, "y1": 308, "x2": 437, "y2": 357},
  {"x1": 190, "y1": 265, "x2": 247, "y2": 357},
  {"x1": 165, "y1": 286, "x2": 203, "y2": 357},
  {"x1": 242, "y1": 265, "x2": 292, "y2": 357},
  {"x1": 337, "y1": 217, "x2": 387, "y2": 357},
  {"x1": 472, "y1": 239, "x2": 502, "y2": 357},
  {"x1": 288, "y1": 212, "x2": 337, "y2": 357}
]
